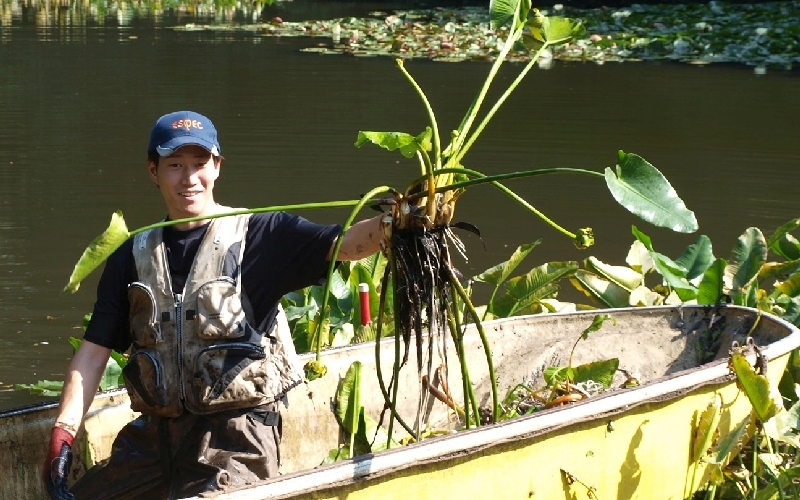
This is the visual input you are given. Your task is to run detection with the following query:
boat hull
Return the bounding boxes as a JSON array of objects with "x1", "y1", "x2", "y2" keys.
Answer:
[{"x1": 3, "y1": 305, "x2": 798, "y2": 500}]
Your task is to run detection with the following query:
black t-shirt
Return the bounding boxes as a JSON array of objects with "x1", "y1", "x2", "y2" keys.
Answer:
[{"x1": 83, "y1": 211, "x2": 340, "y2": 353}]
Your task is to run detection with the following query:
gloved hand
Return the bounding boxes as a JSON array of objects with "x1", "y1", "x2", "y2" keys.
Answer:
[{"x1": 43, "y1": 426, "x2": 77, "y2": 500}]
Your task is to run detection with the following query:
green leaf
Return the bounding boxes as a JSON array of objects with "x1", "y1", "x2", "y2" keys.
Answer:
[
  {"x1": 355, "y1": 252, "x2": 387, "y2": 288},
  {"x1": 473, "y1": 240, "x2": 541, "y2": 287},
  {"x1": 767, "y1": 218, "x2": 800, "y2": 257},
  {"x1": 724, "y1": 227, "x2": 767, "y2": 296},
  {"x1": 99, "y1": 356, "x2": 122, "y2": 391},
  {"x1": 335, "y1": 361, "x2": 363, "y2": 436},
  {"x1": 605, "y1": 151, "x2": 698, "y2": 233},
  {"x1": 359, "y1": 412, "x2": 398, "y2": 453},
  {"x1": 14, "y1": 380, "x2": 64, "y2": 397},
  {"x1": 697, "y1": 258, "x2": 727, "y2": 305},
  {"x1": 692, "y1": 394, "x2": 722, "y2": 462},
  {"x1": 354, "y1": 130, "x2": 430, "y2": 159},
  {"x1": 572, "y1": 358, "x2": 618, "y2": 388},
  {"x1": 632, "y1": 226, "x2": 697, "y2": 301},
  {"x1": 753, "y1": 467, "x2": 800, "y2": 500},
  {"x1": 498, "y1": 261, "x2": 578, "y2": 316},
  {"x1": 583, "y1": 256, "x2": 643, "y2": 291},
  {"x1": 777, "y1": 273, "x2": 800, "y2": 298},
  {"x1": 730, "y1": 349, "x2": 781, "y2": 423},
  {"x1": 569, "y1": 269, "x2": 630, "y2": 308},
  {"x1": 490, "y1": 0, "x2": 520, "y2": 29},
  {"x1": 581, "y1": 313, "x2": 615, "y2": 338},
  {"x1": 64, "y1": 211, "x2": 130, "y2": 293},
  {"x1": 675, "y1": 235, "x2": 714, "y2": 282},
  {"x1": 711, "y1": 416, "x2": 750, "y2": 466},
  {"x1": 764, "y1": 402, "x2": 800, "y2": 448},
  {"x1": 528, "y1": 16, "x2": 586, "y2": 47},
  {"x1": 544, "y1": 366, "x2": 572, "y2": 386}
]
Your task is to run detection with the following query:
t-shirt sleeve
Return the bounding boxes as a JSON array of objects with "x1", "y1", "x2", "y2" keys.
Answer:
[
  {"x1": 243, "y1": 212, "x2": 341, "y2": 312},
  {"x1": 83, "y1": 240, "x2": 135, "y2": 353}
]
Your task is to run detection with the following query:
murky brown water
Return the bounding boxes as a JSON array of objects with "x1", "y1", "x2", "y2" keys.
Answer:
[{"x1": 1, "y1": 3, "x2": 798, "y2": 410}]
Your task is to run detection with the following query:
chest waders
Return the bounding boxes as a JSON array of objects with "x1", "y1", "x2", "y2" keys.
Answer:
[{"x1": 123, "y1": 211, "x2": 304, "y2": 417}]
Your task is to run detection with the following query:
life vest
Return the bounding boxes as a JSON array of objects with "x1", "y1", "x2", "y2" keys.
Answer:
[{"x1": 123, "y1": 212, "x2": 304, "y2": 417}]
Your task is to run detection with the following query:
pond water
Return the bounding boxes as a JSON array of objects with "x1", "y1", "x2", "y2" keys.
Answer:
[{"x1": 0, "y1": 1, "x2": 798, "y2": 410}]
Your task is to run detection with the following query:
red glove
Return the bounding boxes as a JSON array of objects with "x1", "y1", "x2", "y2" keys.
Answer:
[
  {"x1": 44, "y1": 427, "x2": 74, "y2": 480},
  {"x1": 43, "y1": 426, "x2": 76, "y2": 500}
]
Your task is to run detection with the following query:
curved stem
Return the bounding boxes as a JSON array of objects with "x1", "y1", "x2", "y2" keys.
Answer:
[
  {"x1": 396, "y1": 59, "x2": 441, "y2": 170},
  {"x1": 128, "y1": 199, "x2": 381, "y2": 237},
  {"x1": 450, "y1": 13, "x2": 522, "y2": 156},
  {"x1": 410, "y1": 167, "x2": 605, "y2": 194},
  {"x1": 374, "y1": 265, "x2": 416, "y2": 439},
  {"x1": 410, "y1": 167, "x2": 589, "y2": 241},
  {"x1": 315, "y1": 186, "x2": 395, "y2": 362},
  {"x1": 448, "y1": 270, "x2": 499, "y2": 423},
  {"x1": 451, "y1": 44, "x2": 549, "y2": 167}
]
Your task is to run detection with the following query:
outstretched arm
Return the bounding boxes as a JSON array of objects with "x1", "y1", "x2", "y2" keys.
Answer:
[
  {"x1": 43, "y1": 340, "x2": 111, "y2": 497},
  {"x1": 327, "y1": 213, "x2": 385, "y2": 262},
  {"x1": 54, "y1": 340, "x2": 112, "y2": 433}
]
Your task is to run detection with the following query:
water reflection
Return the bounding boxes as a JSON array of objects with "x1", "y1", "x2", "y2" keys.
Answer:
[{"x1": 0, "y1": 0, "x2": 269, "y2": 27}]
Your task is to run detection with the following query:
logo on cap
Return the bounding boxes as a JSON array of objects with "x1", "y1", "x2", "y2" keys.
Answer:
[{"x1": 173, "y1": 119, "x2": 204, "y2": 132}]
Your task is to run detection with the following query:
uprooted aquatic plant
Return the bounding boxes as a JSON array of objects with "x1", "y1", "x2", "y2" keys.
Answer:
[{"x1": 351, "y1": 0, "x2": 696, "y2": 442}]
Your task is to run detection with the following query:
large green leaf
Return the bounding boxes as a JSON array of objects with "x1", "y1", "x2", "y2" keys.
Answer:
[
  {"x1": 498, "y1": 261, "x2": 578, "y2": 315},
  {"x1": 354, "y1": 128, "x2": 431, "y2": 159},
  {"x1": 490, "y1": 0, "x2": 521, "y2": 29},
  {"x1": 632, "y1": 226, "x2": 697, "y2": 301},
  {"x1": 572, "y1": 358, "x2": 618, "y2": 388},
  {"x1": 523, "y1": 16, "x2": 585, "y2": 51},
  {"x1": 697, "y1": 258, "x2": 727, "y2": 305},
  {"x1": 335, "y1": 361, "x2": 362, "y2": 456},
  {"x1": 64, "y1": 211, "x2": 130, "y2": 293},
  {"x1": 491, "y1": 283, "x2": 560, "y2": 317},
  {"x1": 730, "y1": 349, "x2": 781, "y2": 423},
  {"x1": 724, "y1": 227, "x2": 767, "y2": 296},
  {"x1": 776, "y1": 272, "x2": 800, "y2": 298},
  {"x1": 605, "y1": 151, "x2": 698, "y2": 233},
  {"x1": 692, "y1": 393, "x2": 722, "y2": 462},
  {"x1": 583, "y1": 256, "x2": 642, "y2": 291},
  {"x1": 767, "y1": 218, "x2": 800, "y2": 259},
  {"x1": 474, "y1": 240, "x2": 542, "y2": 287},
  {"x1": 675, "y1": 235, "x2": 714, "y2": 282},
  {"x1": 569, "y1": 269, "x2": 630, "y2": 308}
]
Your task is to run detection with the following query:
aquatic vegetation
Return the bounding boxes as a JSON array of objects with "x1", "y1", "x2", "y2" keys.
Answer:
[{"x1": 173, "y1": 1, "x2": 800, "y2": 70}]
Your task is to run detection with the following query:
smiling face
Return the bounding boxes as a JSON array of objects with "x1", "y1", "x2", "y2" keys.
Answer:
[{"x1": 148, "y1": 145, "x2": 221, "y2": 229}]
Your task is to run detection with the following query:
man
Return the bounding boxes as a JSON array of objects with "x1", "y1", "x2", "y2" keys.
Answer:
[{"x1": 43, "y1": 110, "x2": 383, "y2": 499}]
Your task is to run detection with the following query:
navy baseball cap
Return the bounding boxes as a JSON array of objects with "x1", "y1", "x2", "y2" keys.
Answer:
[{"x1": 147, "y1": 111, "x2": 221, "y2": 157}]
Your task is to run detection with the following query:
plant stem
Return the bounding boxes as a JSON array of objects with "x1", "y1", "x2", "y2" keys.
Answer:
[
  {"x1": 451, "y1": 44, "x2": 549, "y2": 168},
  {"x1": 315, "y1": 186, "x2": 394, "y2": 362},
  {"x1": 450, "y1": 9, "x2": 521, "y2": 157},
  {"x1": 128, "y1": 199, "x2": 374, "y2": 237},
  {"x1": 374, "y1": 266, "x2": 416, "y2": 438},
  {"x1": 448, "y1": 269, "x2": 499, "y2": 422},
  {"x1": 447, "y1": 287, "x2": 480, "y2": 428},
  {"x1": 396, "y1": 59, "x2": 441, "y2": 171}
]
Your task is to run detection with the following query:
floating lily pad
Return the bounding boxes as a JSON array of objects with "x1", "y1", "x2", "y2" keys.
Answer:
[{"x1": 173, "y1": 1, "x2": 799, "y2": 70}]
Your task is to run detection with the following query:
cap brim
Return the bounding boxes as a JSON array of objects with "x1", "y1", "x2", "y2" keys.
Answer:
[{"x1": 155, "y1": 136, "x2": 220, "y2": 157}]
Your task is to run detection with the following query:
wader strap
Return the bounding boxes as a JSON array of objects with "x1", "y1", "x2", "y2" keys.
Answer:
[{"x1": 246, "y1": 408, "x2": 281, "y2": 426}]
